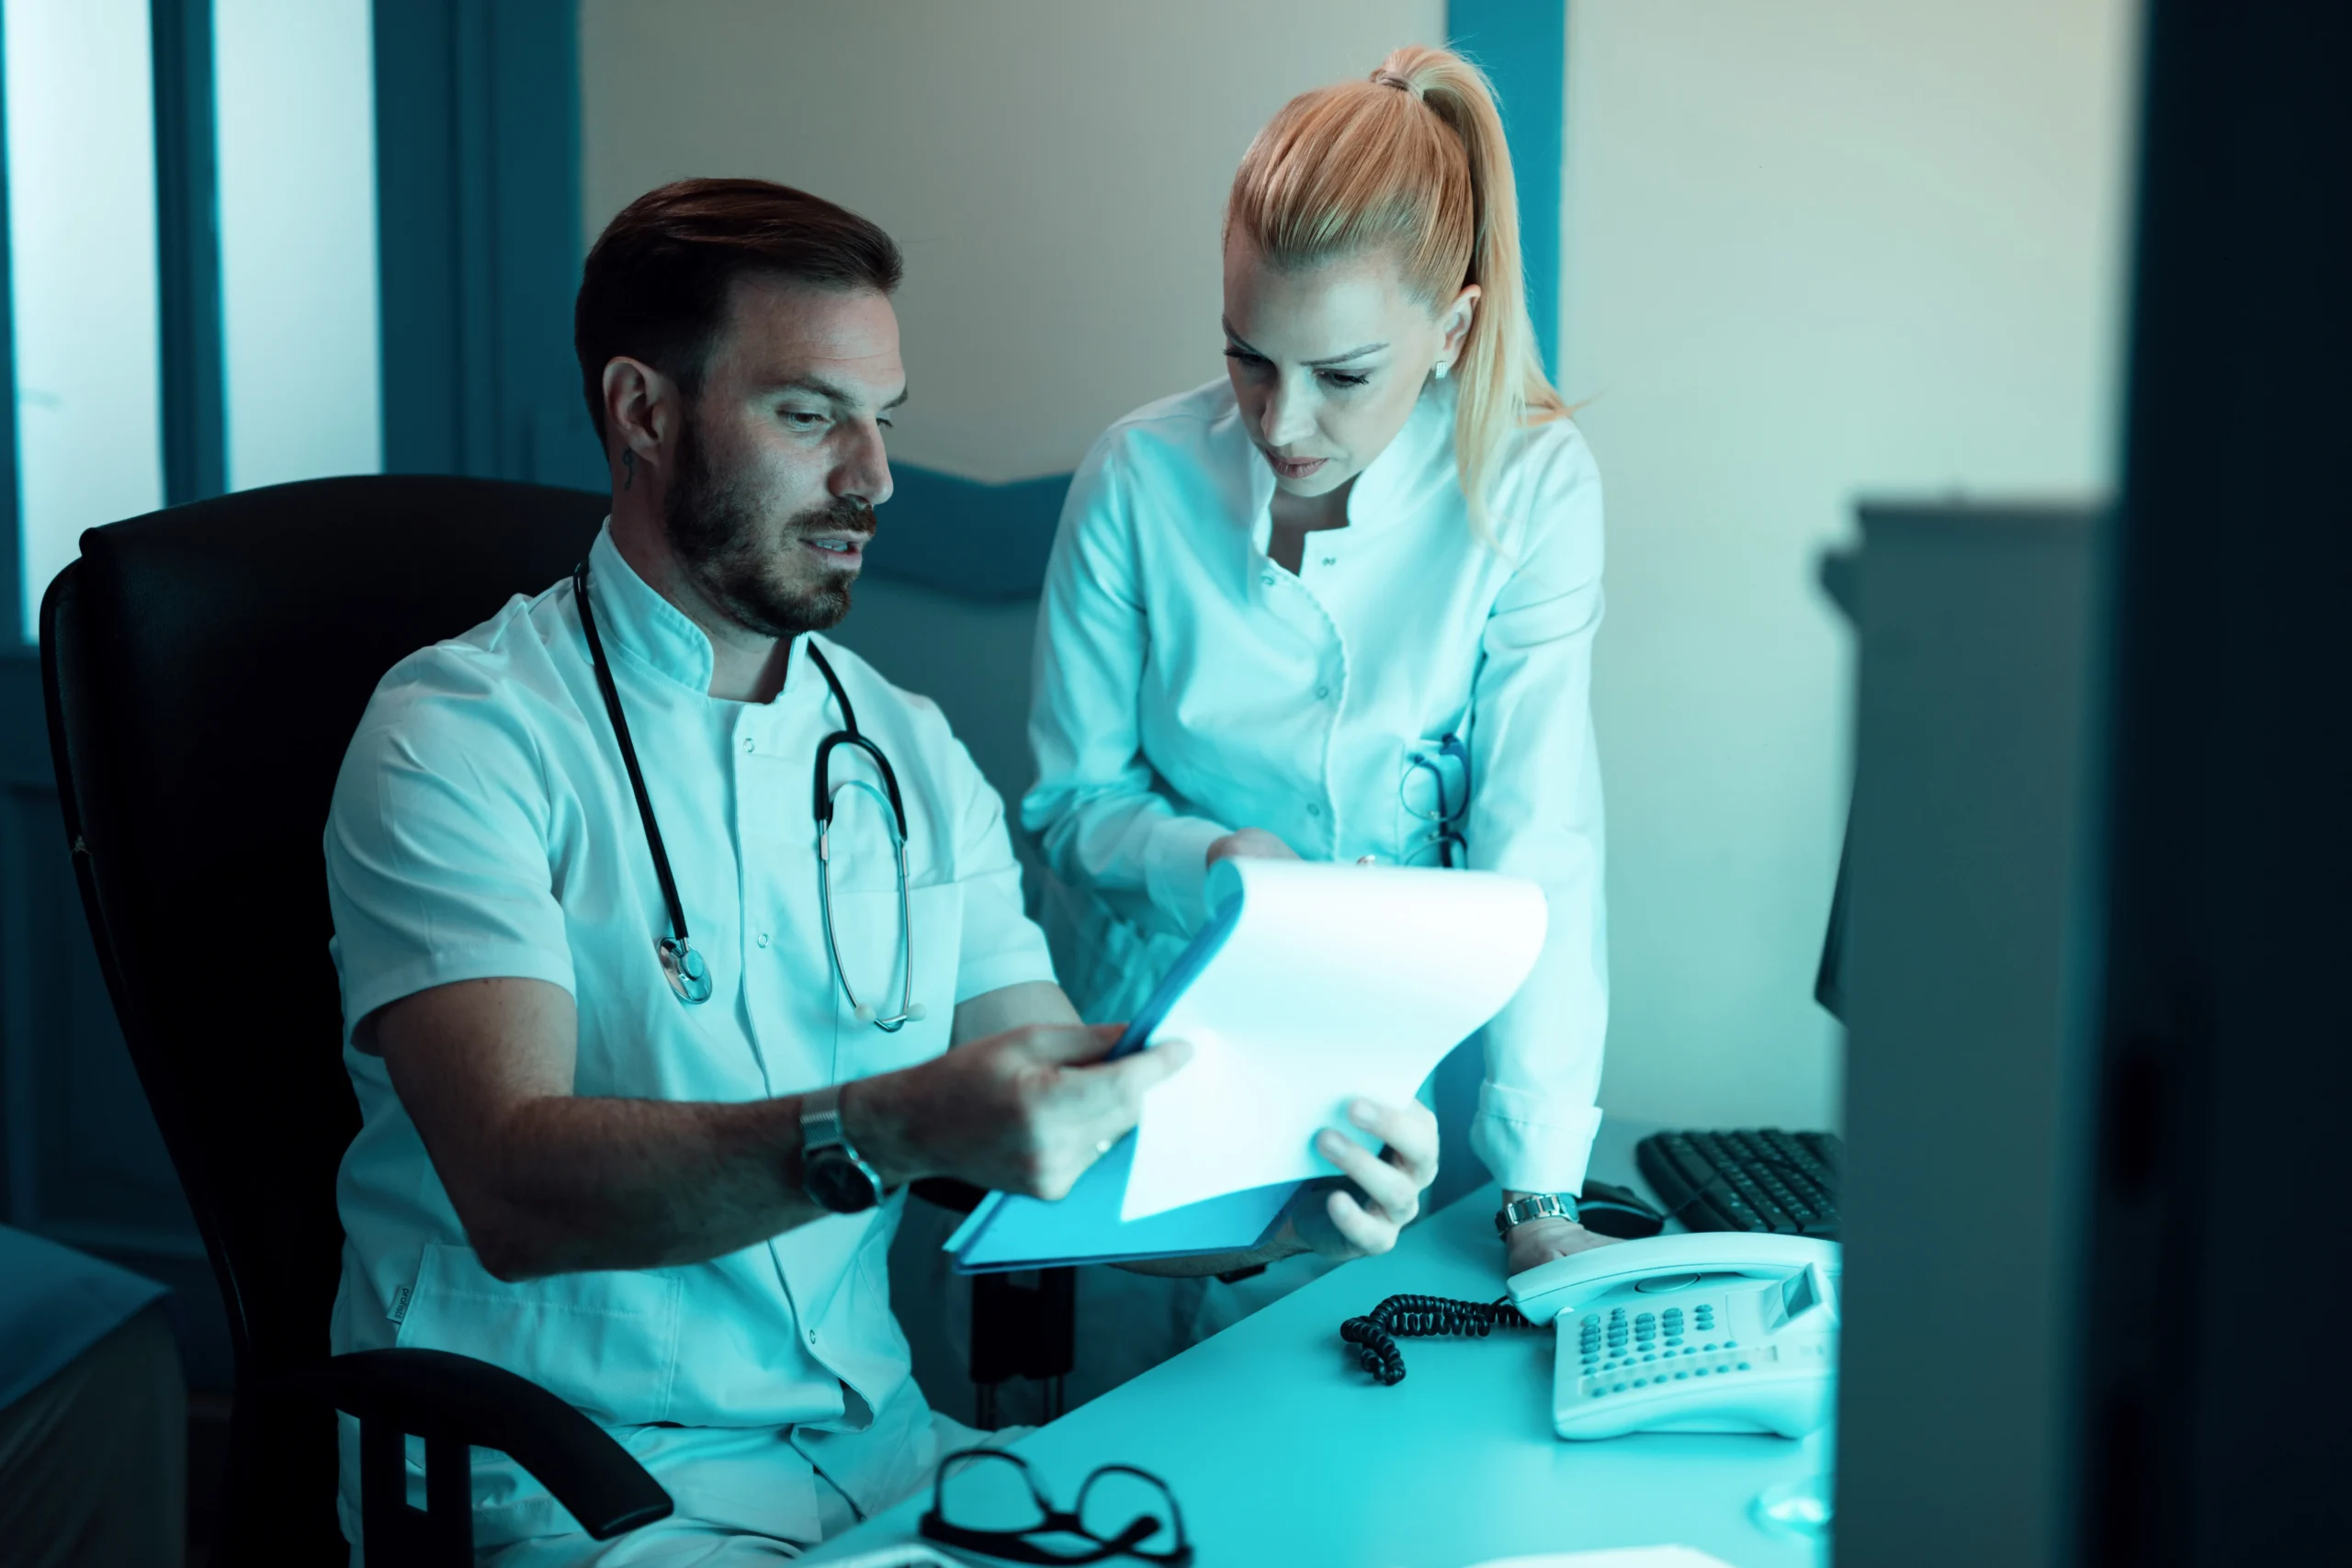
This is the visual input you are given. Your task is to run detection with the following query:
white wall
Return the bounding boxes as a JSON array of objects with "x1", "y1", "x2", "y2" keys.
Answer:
[
  {"x1": 5, "y1": 0, "x2": 165, "y2": 634},
  {"x1": 214, "y1": 0, "x2": 382, "y2": 490},
  {"x1": 1563, "y1": 0, "x2": 2141, "y2": 1132},
  {"x1": 580, "y1": 0, "x2": 1444, "y2": 483}
]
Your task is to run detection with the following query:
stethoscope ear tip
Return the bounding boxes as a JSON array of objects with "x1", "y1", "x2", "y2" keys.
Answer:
[
  {"x1": 854, "y1": 1003, "x2": 877, "y2": 1024},
  {"x1": 905, "y1": 1002, "x2": 928, "y2": 1021}
]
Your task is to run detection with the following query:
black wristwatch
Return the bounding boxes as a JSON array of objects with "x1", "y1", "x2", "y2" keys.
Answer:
[
  {"x1": 1496, "y1": 1191, "x2": 1580, "y2": 1237},
  {"x1": 800, "y1": 1085, "x2": 886, "y2": 1214}
]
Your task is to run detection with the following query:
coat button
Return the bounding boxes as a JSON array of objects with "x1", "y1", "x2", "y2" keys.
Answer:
[
  {"x1": 756, "y1": 932, "x2": 770, "y2": 949},
  {"x1": 741, "y1": 737, "x2": 755, "y2": 753},
  {"x1": 1261, "y1": 573, "x2": 1275, "y2": 587},
  {"x1": 1314, "y1": 684, "x2": 1330, "y2": 700},
  {"x1": 1307, "y1": 803, "x2": 1324, "y2": 818}
]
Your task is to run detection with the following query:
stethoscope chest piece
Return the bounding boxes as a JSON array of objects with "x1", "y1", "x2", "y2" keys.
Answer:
[
  {"x1": 577, "y1": 558, "x2": 920, "y2": 1028},
  {"x1": 659, "y1": 936, "x2": 713, "y2": 1005}
]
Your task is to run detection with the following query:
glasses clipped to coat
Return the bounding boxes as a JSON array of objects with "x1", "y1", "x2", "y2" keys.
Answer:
[
  {"x1": 919, "y1": 1449, "x2": 1192, "y2": 1565},
  {"x1": 1400, "y1": 732, "x2": 1470, "y2": 868}
]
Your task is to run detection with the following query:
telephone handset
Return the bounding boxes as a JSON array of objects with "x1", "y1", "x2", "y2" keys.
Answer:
[{"x1": 1506, "y1": 1232, "x2": 1840, "y2": 1441}]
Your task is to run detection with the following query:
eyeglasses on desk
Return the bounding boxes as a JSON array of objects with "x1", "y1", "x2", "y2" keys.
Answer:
[{"x1": 919, "y1": 1448, "x2": 1192, "y2": 1565}]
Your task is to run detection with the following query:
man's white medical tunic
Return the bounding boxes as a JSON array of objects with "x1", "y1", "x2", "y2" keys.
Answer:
[
  {"x1": 1024, "y1": 378, "x2": 1608, "y2": 1197},
  {"x1": 324, "y1": 524, "x2": 1053, "y2": 1548}
]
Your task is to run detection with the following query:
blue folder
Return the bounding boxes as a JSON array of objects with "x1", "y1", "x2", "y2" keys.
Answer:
[{"x1": 947, "y1": 894, "x2": 1305, "y2": 1272}]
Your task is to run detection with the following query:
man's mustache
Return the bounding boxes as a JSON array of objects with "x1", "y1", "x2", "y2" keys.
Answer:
[{"x1": 790, "y1": 500, "x2": 878, "y2": 540}]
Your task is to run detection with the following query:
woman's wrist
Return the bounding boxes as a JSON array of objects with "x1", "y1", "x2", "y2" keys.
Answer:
[{"x1": 1497, "y1": 1189, "x2": 1581, "y2": 1237}]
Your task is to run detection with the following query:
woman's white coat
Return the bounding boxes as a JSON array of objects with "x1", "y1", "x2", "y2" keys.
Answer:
[{"x1": 1023, "y1": 376, "x2": 1609, "y2": 1195}]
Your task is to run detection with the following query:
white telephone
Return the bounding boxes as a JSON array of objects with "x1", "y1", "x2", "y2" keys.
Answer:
[{"x1": 1506, "y1": 1232, "x2": 1840, "y2": 1441}]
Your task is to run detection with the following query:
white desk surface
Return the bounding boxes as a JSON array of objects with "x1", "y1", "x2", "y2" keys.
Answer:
[{"x1": 808, "y1": 1120, "x2": 1830, "y2": 1567}]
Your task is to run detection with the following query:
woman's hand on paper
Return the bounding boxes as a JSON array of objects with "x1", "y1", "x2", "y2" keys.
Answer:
[
  {"x1": 1504, "y1": 1214, "x2": 1617, "y2": 1276},
  {"x1": 1279, "y1": 1097, "x2": 1440, "y2": 1260},
  {"x1": 1204, "y1": 827, "x2": 1298, "y2": 866}
]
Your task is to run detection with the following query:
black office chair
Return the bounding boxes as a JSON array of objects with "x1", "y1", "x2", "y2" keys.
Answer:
[{"x1": 40, "y1": 477, "x2": 669, "y2": 1566}]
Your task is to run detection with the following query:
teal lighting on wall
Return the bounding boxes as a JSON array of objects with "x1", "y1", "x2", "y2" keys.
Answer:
[
  {"x1": 151, "y1": 0, "x2": 229, "y2": 507},
  {"x1": 866, "y1": 468, "x2": 1073, "y2": 601},
  {"x1": 0, "y1": 17, "x2": 19, "y2": 645},
  {"x1": 374, "y1": 0, "x2": 599, "y2": 491},
  {"x1": 1446, "y1": 0, "x2": 1566, "y2": 378}
]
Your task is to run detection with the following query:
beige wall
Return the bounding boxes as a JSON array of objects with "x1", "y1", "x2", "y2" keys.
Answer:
[
  {"x1": 580, "y1": 0, "x2": 1445, "y2": 482},
  {"x1": 1564, "y1": 0, "x2": 2140, "y2": 1132}
]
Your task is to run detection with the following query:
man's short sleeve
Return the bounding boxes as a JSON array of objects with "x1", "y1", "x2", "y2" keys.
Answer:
[
  {"x1": 324, "y1": 657, "x2": 576, "y2": 1043},
  {"x1": 935, "y1": 728, "x2": 1057, "y2": 1004}
]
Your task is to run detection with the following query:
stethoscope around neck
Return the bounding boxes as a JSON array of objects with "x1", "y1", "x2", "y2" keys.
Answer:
[{"x1": 573, "y1": 561, "x2": 925, "y2": 1031}]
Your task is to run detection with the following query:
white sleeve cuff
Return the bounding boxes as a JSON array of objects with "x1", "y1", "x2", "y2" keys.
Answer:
[
  {"x1": 1468, "y1": 1085, "x2": 1605, "y2": 1198},
  {"x1": 953, "y1": 947, "x2": 1061, "y2": 1006},
  {"x1": 1140, "y1": 815, "x2": 1232, "y2": 934},
  {"x1": 334, "y1": 944, "x2": 579, "y2": 1050}
]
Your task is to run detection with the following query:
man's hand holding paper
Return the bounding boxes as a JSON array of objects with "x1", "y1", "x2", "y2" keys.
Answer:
[{"x1": 844, "y1": 1016, "x2": 1193, "y2": 1201}]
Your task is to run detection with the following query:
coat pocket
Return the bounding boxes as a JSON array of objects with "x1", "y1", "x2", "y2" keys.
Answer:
[{"x1": 393, "y1": 1242, "x2": 685, "y2": 1427}]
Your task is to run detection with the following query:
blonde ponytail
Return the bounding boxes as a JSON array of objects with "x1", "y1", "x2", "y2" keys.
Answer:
[{"x1": 1227, "y1": 45, "x2": 1566, "y2": 538}]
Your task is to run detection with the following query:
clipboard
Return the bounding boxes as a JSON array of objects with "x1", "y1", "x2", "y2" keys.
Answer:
[{"x1": 945, "y1": 895, "x2": 1301, "y2": 1272}]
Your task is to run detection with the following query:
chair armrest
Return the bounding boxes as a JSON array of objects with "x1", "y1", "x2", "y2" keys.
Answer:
[{"x1": 283, "y1": 1348, "x2": 673, "y2": 1540}]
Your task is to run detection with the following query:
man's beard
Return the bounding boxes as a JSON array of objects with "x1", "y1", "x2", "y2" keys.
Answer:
[{"x1": 664, "y1": 413, "x2": 874, "y2": 639}]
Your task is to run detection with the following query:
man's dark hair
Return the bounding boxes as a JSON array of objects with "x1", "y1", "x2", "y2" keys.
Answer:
[{"x1": 575, "y1": 177, "x2": 903, "y2": 445}]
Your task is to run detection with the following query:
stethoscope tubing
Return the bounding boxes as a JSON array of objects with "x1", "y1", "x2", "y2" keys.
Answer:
[
  {"x1": 816, "y1": 780, "x2": 922, "y2": 1032},
  {"x1": 574, "y1": 559, "x2": 920, "y2": 1026}
]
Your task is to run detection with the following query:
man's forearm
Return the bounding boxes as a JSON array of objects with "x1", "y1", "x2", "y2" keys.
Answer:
[
  {"x1": 466, "y1": 1093, "x2": 826, "y2": 1279},
  {"x1": 389, "y1": 976, "x2": 1169, "y2": 1280},
  {"x1": 461, "y1": 1053, "x2": 1014, "y2": 1278}
]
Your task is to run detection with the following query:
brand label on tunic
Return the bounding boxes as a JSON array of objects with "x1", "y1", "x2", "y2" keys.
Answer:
[{"x1": 387, "y1": 1284, "x2": 411, "y2": 1325}]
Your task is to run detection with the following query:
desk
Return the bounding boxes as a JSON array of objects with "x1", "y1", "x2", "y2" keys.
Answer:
[{"x1": 810, "y1": 1121, "x2": 1830, "y2": 1566}]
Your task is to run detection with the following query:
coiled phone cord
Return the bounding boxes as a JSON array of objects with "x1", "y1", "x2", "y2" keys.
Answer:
[{"x1": 1340, "y1": 1294, "x2": 1534, "y2": 1386}]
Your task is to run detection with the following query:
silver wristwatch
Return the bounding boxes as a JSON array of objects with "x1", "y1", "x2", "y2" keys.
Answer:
[
  {"x1": 1496, "y1": 1191, "x2": 1580, "y2": 1237},
  {"x1": 800, "y1": 1085, "x2": 886, "y2": 1214}
]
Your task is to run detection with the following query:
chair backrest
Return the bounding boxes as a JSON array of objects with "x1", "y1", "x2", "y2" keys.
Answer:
[{"x1": 41, "y1": 475, "x2": 606, "y2": 1561}]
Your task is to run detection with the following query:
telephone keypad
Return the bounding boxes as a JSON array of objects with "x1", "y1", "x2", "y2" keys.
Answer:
[
  {"x1": 1571, "y1": 1291, "x2": 1792, "y2": 1404},
  {"x1": 1583, "y1": 1348, "x2": 1764, "y2": 1400},
  {"x1": 1571, "y1": 1297, "x2": 1787, "y2": 1410}
]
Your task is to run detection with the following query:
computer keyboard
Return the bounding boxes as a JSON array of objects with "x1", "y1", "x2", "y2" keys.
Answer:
[{"x1": 1634, "y1": 1129, "x2": 1843, "y2": 1238}]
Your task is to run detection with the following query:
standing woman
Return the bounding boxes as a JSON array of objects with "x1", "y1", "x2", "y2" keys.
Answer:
[{"x1": 1026, "y1": 44, "x2": 1613, "y2": 1280}]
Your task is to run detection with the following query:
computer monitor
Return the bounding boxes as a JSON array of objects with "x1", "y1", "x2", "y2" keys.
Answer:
[
  {"x1": 1812, "y1": 7, "x2": 2348, "y2": 1562},
  {"x1": 1813, "y1": 827, "x2": 1849, "y2": 1027}
]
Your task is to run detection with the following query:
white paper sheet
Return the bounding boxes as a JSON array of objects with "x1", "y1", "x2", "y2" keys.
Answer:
[{"x1": 1120, "y1": 858, "x2": 1547, "y2": 1221}]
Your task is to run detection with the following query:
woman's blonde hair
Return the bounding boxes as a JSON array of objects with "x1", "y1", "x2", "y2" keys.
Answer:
[{"x1": 1227, "y1": 45, "x2": 1566, "y2": 536}]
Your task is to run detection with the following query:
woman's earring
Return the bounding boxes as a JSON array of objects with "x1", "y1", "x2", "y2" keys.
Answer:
[{"x1": 1435, "y1": 362, "x2": 1451, "y2": 380}]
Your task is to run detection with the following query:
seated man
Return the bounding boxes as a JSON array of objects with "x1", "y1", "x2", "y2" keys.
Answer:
[{"x1": 326, "y1": 176, "x2": 1440, "y2": 1563}]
